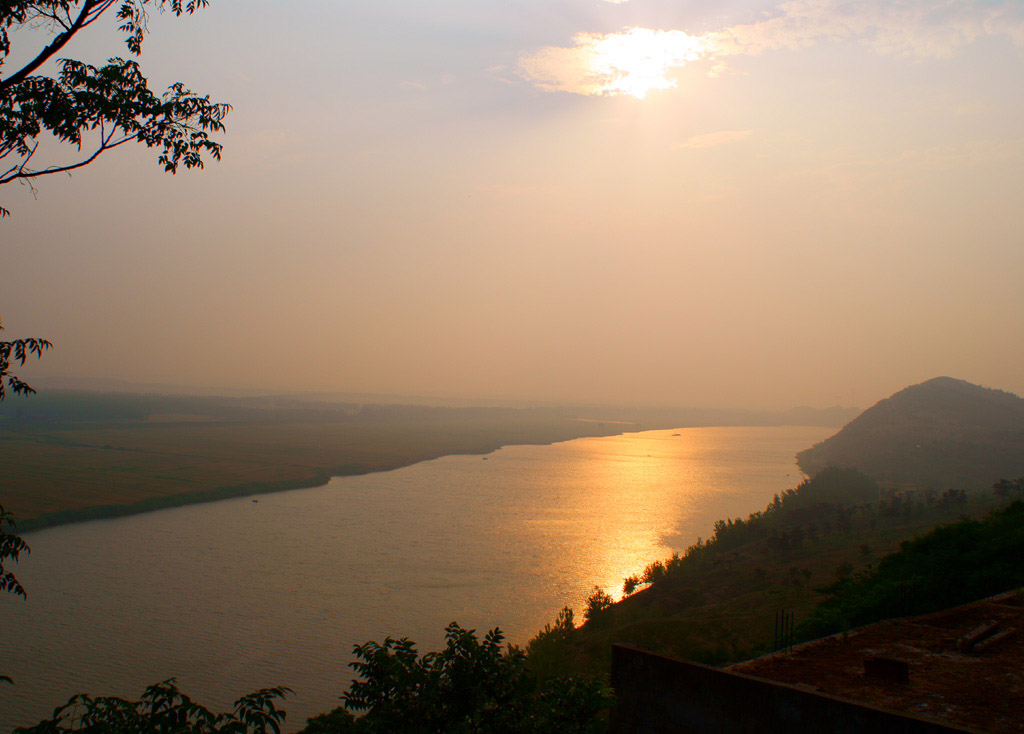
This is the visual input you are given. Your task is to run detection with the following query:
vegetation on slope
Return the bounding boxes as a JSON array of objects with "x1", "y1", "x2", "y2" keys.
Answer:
[
  {"x1": 299, "y1": 624, "x2": 610, "y2": 734},
  {"x1": 525, "y1": 467, "x2": 1024, "y2": 679},
  {"x1": 802, "y1": 494, "x2": 1024, "y2": 638}
]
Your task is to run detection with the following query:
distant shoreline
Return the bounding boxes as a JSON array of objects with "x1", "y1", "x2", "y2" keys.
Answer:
[
  {"x1": 19, "y1": 466, "x2": 350, "y2": 535},
  {"x1": 13, "y1": 423, "x2": 838, "y2": 536},
  {"x1": 17, "y1": 432, "x2": 625, "y2": 535},
  {"x1": 1, "y1": 392, "x2": 856, "y2": 536}
]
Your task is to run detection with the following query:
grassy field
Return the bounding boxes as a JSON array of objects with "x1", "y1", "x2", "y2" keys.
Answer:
[{"x1": 0, "y1": 405, "x2": 635, "y2": 530}]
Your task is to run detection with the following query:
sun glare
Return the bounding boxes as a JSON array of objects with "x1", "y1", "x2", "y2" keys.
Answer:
[{"x1": 584, "y1": 27, "x2": 707, "y2": 98}]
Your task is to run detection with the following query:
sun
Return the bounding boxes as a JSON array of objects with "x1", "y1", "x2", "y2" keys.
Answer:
[{"x1": 585, "y1": 27, "x2": 707, "y2": 98}]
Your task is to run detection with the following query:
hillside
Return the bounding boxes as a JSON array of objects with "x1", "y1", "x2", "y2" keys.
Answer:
[
  {"x1": 524, "y1": 467, "x2": 1020, "y2": 679},
  {"x1": 796, "y1": 377, "x2": 1024, "y2": 490}
]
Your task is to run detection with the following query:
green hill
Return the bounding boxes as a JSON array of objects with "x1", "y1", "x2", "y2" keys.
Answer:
[
  {"x1": 523, "y1": 466, "x2": 1014, "y2": 679},
  {"x1": 796, "y1": 377, "x2": 1024, "y2": 490}
]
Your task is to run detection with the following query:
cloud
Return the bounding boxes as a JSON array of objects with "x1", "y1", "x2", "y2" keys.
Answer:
[
  {"x1": 517, "y1": 27, "x2": 707, "y2": 98},
  {"x1": 706, "y1": 0, "x2": 1024, "y2": 60},
  {"x1": 674, "y1": 130, "x2": 754, "y2": 149},
  {"x1": 517, "y1": 0, "x2": 1024, "y2": 96}
]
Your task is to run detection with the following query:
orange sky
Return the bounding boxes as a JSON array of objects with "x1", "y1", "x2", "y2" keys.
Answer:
[{"x1": 3, "y1": 0, "x2": 1024, "y2": 409}]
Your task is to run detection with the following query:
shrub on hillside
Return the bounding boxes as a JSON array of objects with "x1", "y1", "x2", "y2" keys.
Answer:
[
  {"x1": 15, "y1": 680, "x2": 292, "y2": 733},
  {"x1": 584, "y1": 587, "x2": 614, "y2": 625},
  {"x1": 801, "y1": 501, "x2": 1024, "y2": 638},
  {"x1": 300, "y1": 622, "x2": 611, "y2": 733}
]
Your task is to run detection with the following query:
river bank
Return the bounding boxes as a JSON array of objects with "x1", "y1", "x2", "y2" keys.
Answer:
[
  {"x1": 11, "y1": 417, "x2": 639, "y2": 533},
  {"x1": 2, "y1": 392, "x2": 857, "y2": 534}
]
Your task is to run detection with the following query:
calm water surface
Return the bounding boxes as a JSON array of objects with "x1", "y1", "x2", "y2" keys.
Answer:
[{"x1": 0, "y1": 425, "x2": 828, "y2": 730}]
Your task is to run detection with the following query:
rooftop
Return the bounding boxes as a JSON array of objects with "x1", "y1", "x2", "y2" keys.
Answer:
[{"x1": 729, "y1": 590, "x2": 1024, "y2": 733}]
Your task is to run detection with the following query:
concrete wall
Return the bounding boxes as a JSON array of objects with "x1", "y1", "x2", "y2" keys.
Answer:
[{"x1": 609, "y1": 645, "x2": 980, "y2": 734}]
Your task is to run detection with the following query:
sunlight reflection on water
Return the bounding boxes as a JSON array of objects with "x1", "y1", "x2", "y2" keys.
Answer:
[{"x1": 0, "y1": 425, "x2": 828, "y2": 730}]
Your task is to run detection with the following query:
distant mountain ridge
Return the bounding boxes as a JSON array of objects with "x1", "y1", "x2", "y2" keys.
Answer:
[{"x1": 796, "y1": 377, "x2": 1024, "y2": 490}]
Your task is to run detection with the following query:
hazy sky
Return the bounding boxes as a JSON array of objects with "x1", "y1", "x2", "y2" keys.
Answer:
[{"x1": 3, "y1": 0, "x2": 1024, "y2": 409}]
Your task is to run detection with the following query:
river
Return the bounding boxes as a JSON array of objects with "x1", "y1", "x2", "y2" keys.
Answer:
[{"x1": 0, "y1": 425, "x2": 829, "y2": 730}]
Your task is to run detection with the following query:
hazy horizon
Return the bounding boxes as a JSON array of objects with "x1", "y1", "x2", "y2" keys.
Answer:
[
  {"x1": 19, "y1": 373, "x2": 868, "y2": 413},
  {"x1": 4, "y1": 0, "x2": 1024, "y2": 410}
]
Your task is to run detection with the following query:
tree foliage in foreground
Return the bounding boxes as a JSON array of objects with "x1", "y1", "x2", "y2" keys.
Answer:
[
  {"x1": 0, "y1": 503, "x2": 30, "y2": 684},
  {"x1": 0, "y1": 317, "x2": 51, "y2": 401},
  {"x1": 0, "y1": 317, "x2": 45, "y2": 682},
  {"x1": 0, "y1": 0, "x2": 229, "y2": 215},
  {"x1": 0, "y1": 504, "x2": 29, "y2": 602},
  {"x1": 299, "y1": 622, "x2": 612, "y2": 734},
  {"x1": 14, "y1": 679, "x2": 292, "y2": 734}
]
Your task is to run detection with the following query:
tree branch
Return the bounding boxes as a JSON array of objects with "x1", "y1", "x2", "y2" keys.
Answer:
[
  {"x1": 0, "y1": 131, "x2": 116, "y2": 184},
  {"x1": 81, "y1": 0, "x2": 119, "y2": 29},
  {"x1": 0, "y1": 1, "x2": 109, "y2": 93}
]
